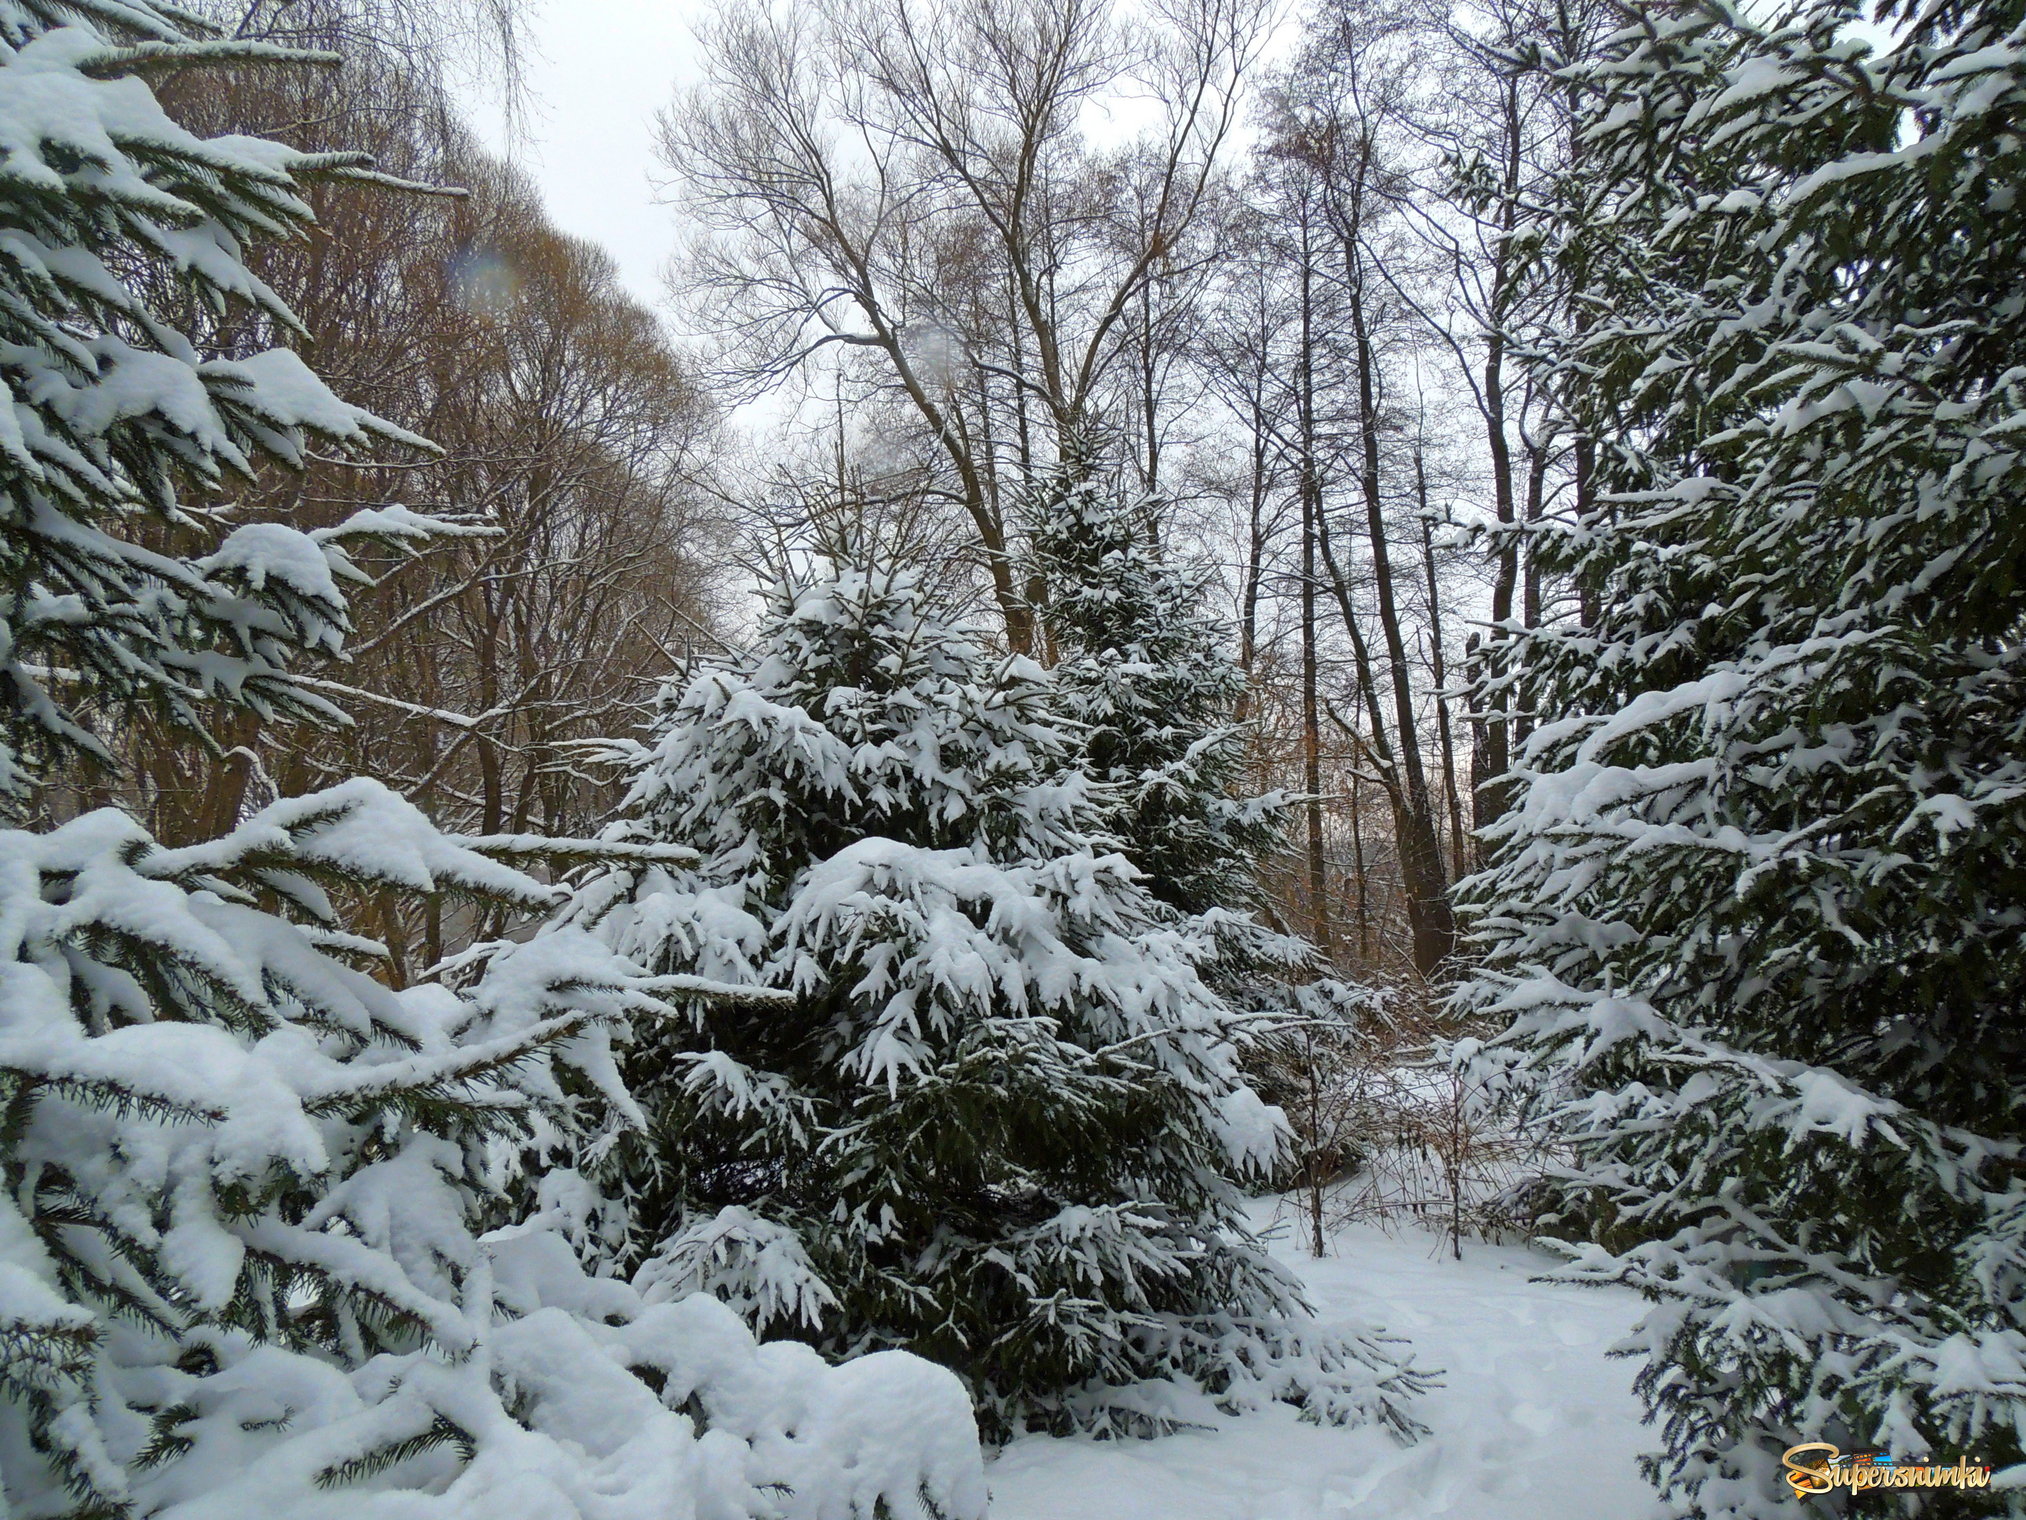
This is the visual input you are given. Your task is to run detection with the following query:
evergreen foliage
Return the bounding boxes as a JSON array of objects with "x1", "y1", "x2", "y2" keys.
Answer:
[
  {"x1": 1023, "y1": 462, "x2": 1286, "y2": 931},
  {"x1": 561, "y1": 555, "x2": 1428, "y2": 1440},
  {"x1": 0, "y1": 5, "x2": 988, "y2": 1514},
  {"x1": 1023, "y1": 458, "x2": 1388, "y2": 1201},
  {"x1": 0, "y1": 0, "x2": 449, "y2": 802},
  {"x1": 1459, "y1": 0, "x2": 2026, "y2": 1512},
  {"x1": 0, "y1": 784, "x2": 986, "y2": 1520}
]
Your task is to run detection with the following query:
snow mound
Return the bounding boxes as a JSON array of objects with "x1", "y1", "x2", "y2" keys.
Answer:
[{"x1": 145, "y1": 1230, "x2": 987, "y2": 1520}]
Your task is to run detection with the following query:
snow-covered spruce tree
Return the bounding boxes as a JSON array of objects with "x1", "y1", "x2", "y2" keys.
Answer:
[
  {"x1": 2, "y1": 787, "x2": 987, "y2": 1520},
  {"x1": 1459, "y1": 0, "x2": 2026, "y2": 1512},
  {"x1": 557, "y1": 555, "x2": 1427, "y2": 1440},
  {"x1": 1021, "y1": 456, "x2": 1287, "y2": 939},
  {"x1": 0, "y1": 7, "x2": 987, "y2": 1517},
  {"x1": 1021, "y1": 453, "x2": 1388, "y2": 1206}
]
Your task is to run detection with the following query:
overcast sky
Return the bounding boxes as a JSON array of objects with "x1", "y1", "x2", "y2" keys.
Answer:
[{"x1": 459, "y1": 1, "x2": 709, "y2": 310}]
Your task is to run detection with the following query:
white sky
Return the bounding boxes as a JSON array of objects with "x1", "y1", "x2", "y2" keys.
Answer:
[
  {"x1": 450, "y1": 0, "x2": 1295, "y2": 447},
  {"x1": 453, "y1": 0, "x2": 1286, "y2": 315},
  {"x1": 458, "y1": 0, "x2": 711, "y2": 308}
]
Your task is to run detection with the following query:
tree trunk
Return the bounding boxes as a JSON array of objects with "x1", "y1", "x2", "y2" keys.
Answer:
[
  {"x1": 1418, "y1": 457, "x2": 1469, "y2": 883},
  {"x1": 1347, "y1": 276, "x2": 1453, "y2": 974},
  {"x1": 1298, "y1": 250, "x2": 1333, "y2": 956}
]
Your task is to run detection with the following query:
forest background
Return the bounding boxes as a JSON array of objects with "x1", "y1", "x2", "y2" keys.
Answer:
[{"x1": 45, "y1": 0, "x2": 1578, "y2": 1005}]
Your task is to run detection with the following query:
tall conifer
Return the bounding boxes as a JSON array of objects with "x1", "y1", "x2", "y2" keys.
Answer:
[{"x1": 1462, "y1": 1, "x2": 2026, "y2": 1510}]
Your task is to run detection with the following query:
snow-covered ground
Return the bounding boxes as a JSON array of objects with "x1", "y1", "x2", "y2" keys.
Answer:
[{"x1": 988, "y1": 1213, "x2": 1654, "y2": 1519}]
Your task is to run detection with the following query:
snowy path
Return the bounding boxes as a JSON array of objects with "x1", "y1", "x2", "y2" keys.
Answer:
[{"x1": 987, "y1": 1217, "x2": 1654, "y2": 1519}]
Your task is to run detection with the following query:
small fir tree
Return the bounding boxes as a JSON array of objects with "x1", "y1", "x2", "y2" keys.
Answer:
[
  {"x1": 1460, "y1": 0, "x2": 2026, "y2": 1513},
  {"x1": 560, "y1": 555, "x2": 1428, "y2": 1439},
  {"x1": 1023, "y1": 457, "x2": 1386, "y2": 1227},
  {"x1": 1022, "y1": 461, "x2": 1287, "y2": 934}
]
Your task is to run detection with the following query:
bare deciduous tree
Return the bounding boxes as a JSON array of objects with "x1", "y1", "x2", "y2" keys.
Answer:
[{"x1": 658, "y1": 0, "x2": 1266, "y2": 648}]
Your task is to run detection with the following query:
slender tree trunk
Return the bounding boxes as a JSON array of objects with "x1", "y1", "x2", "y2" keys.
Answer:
[
  {"x1": 1347, "y1": 275, "x2": 1452, "y2": 974},
  {"x1": 1417, "y1": 453, "x2": 1469, "y2": 882},
  {"x1": 1315, "y1": 499, "x2": 1400, "y2": 808},
  {"x1": 1474, "y1": 75, "x2": 1525, "y2": 835},
  {"x1": 1302, "y1": 494, "x2": 1330, "y2": 956},
  {"x1": 1514, "y1": 441, "x2": 1551, "y2": 755},
  {"x1": 1298, "y1": 249, "x2": 1333, "y2": 956},
  {"x1": 1236, "y1": 393, "x2": 1270, "y2": 724},
  {"x1": 1139, "y1": 279, "x2": 1160, "y2": 491},
  {"x1": 1350, "y1": 729, "x2": 1369, "y2": 961},
  {"x1": 1305, "y1": 1027, "x2": 1327, "y2": 1258}
]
